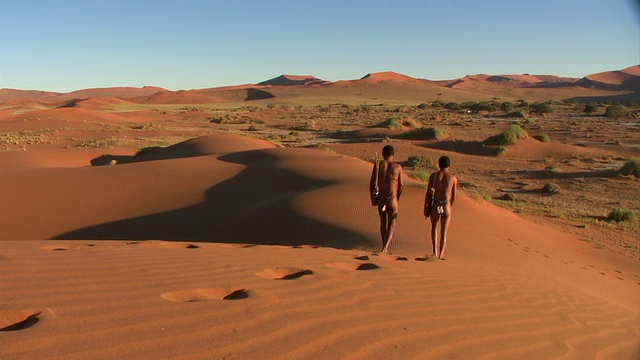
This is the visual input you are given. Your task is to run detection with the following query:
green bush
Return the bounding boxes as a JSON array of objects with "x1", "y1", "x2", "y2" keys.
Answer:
[
  {"x1": 605, "y1": 105, "x2": 629, "y2": 119},
  {"x1": 529, "y1": 102, "x2": 554, "y2": 115},
  {"x1": 583, "y1": 103, "x2": 598, "y2": 115},
  {"x1": 431, "y1": 100, "x2": 445, "y2": 108},
  {"x1": 534, "y1": 133, "x2": 550, "y2": 142},
  {"x1": 620, "y1": 157, "x2": 640, "y2": 177},
  {"x1": 444, "y1": 102, "x2": 462, "y2": 111},
  {"x1": 502, "y1": 193, "x2": 516, "y2": 201},
  {"x1": 484, "y1": 124, "x2": 529, "y2": 146},
  {"x1": 407, "y1": 155, "x2": 433, "y2": 169},
  {"x1": 500, "y1": 102, "x2": 515, "y2": 112},
  {"x1": 608, "y1": 208, "x2": 637, "y2": 223},
  {"x1": 542, "y1": 182, "x2": 560, "y2": 193},
  {"x1": 470, "y1": 101, "x2": 497, "y2": 112}
]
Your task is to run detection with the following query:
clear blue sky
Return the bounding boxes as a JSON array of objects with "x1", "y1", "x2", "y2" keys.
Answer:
[{"x1": 1, "y1": 0, "x2": 638, "y2": 92}]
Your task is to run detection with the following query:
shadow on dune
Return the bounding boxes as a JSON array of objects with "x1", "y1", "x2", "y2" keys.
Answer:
[
  {"x1": 57, "y1": 149, "x2": 372, "y2": 250},
  {"x1": 511, "y1": 169, "x2": 618, "y2": 180},
  {"x1": 418, "y1": 140, "x2": 499, "y2": 156},
  {"x1": 245, "y1": 88, "x2": 275, "y2": 101},
  {"x1": 90, "y1": 144, "x2": 201, "y2": 166}
]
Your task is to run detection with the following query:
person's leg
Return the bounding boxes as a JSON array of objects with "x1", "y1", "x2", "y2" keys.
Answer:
[
  {"x1": 439, "y1": 212, "x2": 451, "y2": 259},
  {"x1": 382, "y1": 197, "x2": 399, "y2": 253},
  {"x1": 430, "y1": 211, "x2": 439, "y2": 257},
  {"x1": 382, "y1": 211, "x2": 398, "y2": 253},
  {"x1": 378, "y1": 206, "x2": 387, "y2": 251}
]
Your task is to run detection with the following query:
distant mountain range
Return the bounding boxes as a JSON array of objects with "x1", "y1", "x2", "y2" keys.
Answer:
[{"x1": 1, "y1": 65, "x2": 638, "y2": 104}]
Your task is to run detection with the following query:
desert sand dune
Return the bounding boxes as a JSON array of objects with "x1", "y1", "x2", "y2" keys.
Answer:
[{"x1": 1, "y1": 69, "x2": 638, "y2": 359}]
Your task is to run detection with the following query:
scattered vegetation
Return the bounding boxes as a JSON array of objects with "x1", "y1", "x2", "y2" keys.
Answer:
[
  {"x1": 469, "y1": 101, "x2": 497, "y2": 113},
  {"x1": 0, "y1": 130, "x2": 50, "y2": 146},
  {"x1": 605, "y1": 104, "x2": 630, "y2": 119},
  {"x1": 374, "y1": 116, "x2": 420, "y2": 129},
  {"x1": 76, "y1": 138, "x2": 120, "y2": 149},
  {"x1": 619, "y1": 157, "x2": 640, "y2": 177},
  {"x1": 608, "y1": 208, "x2": 637, "y2": 223},
  {"x1": 444, "y1": 102, "x2": 462, "y2": 111},
  {"x1": 399, "y1": 126, "x2": 447, "y2": 140},
  {"x1": 484, "y1": 124, "x2": 529, "y2": 146}
]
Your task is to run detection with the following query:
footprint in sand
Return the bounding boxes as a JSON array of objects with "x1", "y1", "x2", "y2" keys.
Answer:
[
  {"x1": 0, "y1": 309, "x2": 41, "y2": 331},
  {"x1": 255, "y1": 267, "x2": 313, "y2": 280},
  {"x1": 161, "y1": 287, "x2": 247, "y2": 302},
  {"x1": 325, "y1": 262, "x2": 379, "y2": 271},
  {"x1": 39, "y1": 244, "x2": 94, "y2": 251},
  {"x1": 378, "y1": 253, "x2": 408, "y2": 261},
  {"x1": 136, "y1": 240, "x2": 198, "y2": 249},
  {"x1": 350, "y1": 255, "x2": 370, "y2": 261}
]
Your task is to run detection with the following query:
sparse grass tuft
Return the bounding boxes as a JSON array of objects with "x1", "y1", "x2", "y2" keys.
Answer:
[
  {"x1": 534, "y1": 133, "x2": 550, "y2": 142},
  {"x1": 408, "y1": 170, "x2": 430, "y2": 182}
]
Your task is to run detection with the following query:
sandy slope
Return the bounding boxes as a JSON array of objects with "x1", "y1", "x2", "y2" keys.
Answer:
[{"x1": 0, "y1": 134, "x2": 638, "y2": 359}]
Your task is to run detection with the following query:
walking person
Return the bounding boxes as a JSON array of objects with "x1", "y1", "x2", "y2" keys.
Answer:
[
  {"x1": 424, "y1": 156, "x2": 457, "y2": 259},
  {"x1": 370, "y1": 145, "x2": 403, "y2": 253}
]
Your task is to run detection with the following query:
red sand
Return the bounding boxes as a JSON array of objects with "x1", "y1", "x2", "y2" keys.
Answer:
[{"x1": 1, "y1": 134, "x2": 638, "y2": 359}]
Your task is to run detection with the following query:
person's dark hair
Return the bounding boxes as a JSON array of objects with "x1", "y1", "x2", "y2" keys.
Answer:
[
  {"x1": 438, "y1": 156, "x2": 450, "y2": 169},
  {"x1": 382, "y1": 145, "x2": 395, "y2": 158}
]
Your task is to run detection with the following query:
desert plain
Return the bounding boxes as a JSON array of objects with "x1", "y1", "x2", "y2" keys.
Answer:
[{"x1": 0, "y1": 67, "x2": 639, "y2": 359}]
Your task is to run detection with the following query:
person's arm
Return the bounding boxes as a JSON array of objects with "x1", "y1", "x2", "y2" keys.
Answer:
[
  {"x1": 397, "y1": 165, "x2": 404, "y2": 200},
  {"x1": 450, "y1": 177, "x2": 457, "y2": 207},
  {"x1": 369, "y1": 162, "x2": 377, "y2": 204},
  {"x1": 424, "y1": 173, "x2": 435, "y2": 217}
]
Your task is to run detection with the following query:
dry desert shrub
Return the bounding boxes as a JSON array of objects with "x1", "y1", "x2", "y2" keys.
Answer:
[
  {"x1": 619, "y1": 157, "x2": 640, "y2": 177},
  {"x1": 399, "y1": 126, "x2": 447, "y2": 140},
  {"x1": 534, "y1": 133, "x2": 550, "y2": 142},
  {"x1": 608, "y1": 208, "x2": 637, "y2": 223},
  {"x1": 374, "y1": 116, "x2": 420, "y2": 130},
  {"x1": 406, "y1": 154, "x2": 433, "y2": 169},
  {"x1": 605, "y1": 105, "x2": 630, "y2": 119},
  {"x1": 484, "y1": 124, "x2": 529, "y2": 146},
  {"x1": 542, "y1": 182, "x2": 560, "y2": 193}
]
